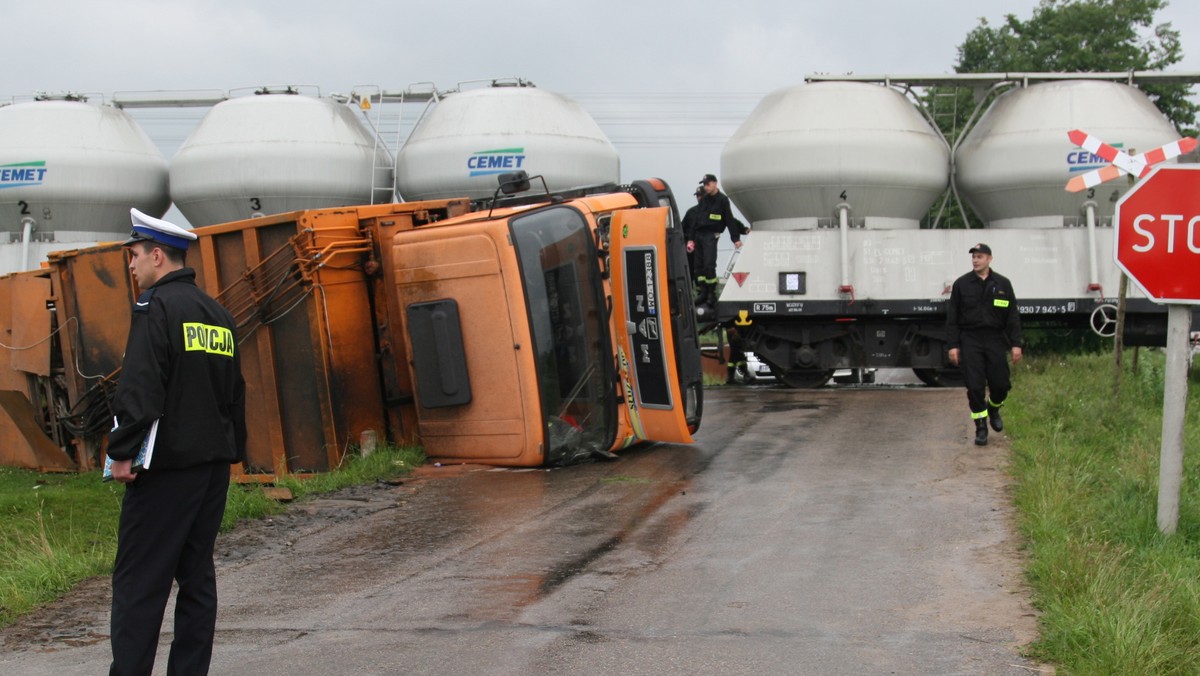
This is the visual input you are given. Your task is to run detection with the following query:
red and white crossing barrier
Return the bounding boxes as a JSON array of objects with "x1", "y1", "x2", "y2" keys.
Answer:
[{"x1": 1065, "y1": 129, "x2": 1198, "y2": 193}]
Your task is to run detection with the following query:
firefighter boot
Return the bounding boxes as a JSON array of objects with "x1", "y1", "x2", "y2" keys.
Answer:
[
  {"x1": 988, "y1": 405, "x2": 1004, "y2": 432},
  {"x1": 974, "y1": 418, "x2": 989, "y2": 446}
]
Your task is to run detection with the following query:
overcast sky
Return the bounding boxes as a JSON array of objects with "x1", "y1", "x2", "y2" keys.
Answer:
[{"x1": 7, "y1": 0, "x2": 1200, "y2": 226}]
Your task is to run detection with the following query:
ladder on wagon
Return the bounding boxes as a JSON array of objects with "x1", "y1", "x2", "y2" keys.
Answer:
[{"x1": 346, "y1": 84, "x2": 441, "y2": 205}]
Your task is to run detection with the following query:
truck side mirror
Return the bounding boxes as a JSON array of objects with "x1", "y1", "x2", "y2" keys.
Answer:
[{"x1": 498, "y1": 171, "x2": 531, "y2": 195}]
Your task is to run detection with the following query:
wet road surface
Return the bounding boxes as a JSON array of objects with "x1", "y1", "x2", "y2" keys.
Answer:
[{"x1": 1, "y1": 385, "x2": 1042, "y2": 674}]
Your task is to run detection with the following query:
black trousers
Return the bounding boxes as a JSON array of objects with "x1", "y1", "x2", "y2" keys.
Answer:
[
  {"x1": 959, "y1": 329, "x2": 1011, "y2": 416},
  {"x1": 693, "y1": 231, "x2": 721, "y2": 284},
  {"x1": 110, "y1": 461, "x2": 230, "y2": 676}
]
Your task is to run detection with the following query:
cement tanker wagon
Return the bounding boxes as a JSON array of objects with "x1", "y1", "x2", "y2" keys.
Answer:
[
  {"x1": 954, "y1": 79, "x2": 1185, "y2": 348},
  {"x1": 721, "y1": 81, "x2": 949, "y2": 231},
  {"x1": 0, "y1": 98, "x2": 170, "y2": 273},
  {"x1": 394, "y1": 84, "x2": 619, "y2": 202},
  {"x1": 718, "y1": 79, "x2": 1191, "y2": 387},
  {"x1": 957, "y1": 80, "x2": 1180, "y2": 229},
  {"x1": 170, "y1": 93, "x2": 390, "y2": 227},
  {"x1": 717, "y1": 82, "x2": 951, "y2": 387}
]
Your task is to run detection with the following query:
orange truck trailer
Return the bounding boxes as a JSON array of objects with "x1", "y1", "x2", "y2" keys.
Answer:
[{"x1": 0, "y1": 176, "x2": 703, "y2": 475}]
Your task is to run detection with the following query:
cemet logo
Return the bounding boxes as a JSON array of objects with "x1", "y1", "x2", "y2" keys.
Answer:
[
  {"x1": 0, "y1": 161, "x2": 47, "y2": 190},
  {"x1": 1067, "y1": 143, "x2": 1123, "y2": 173},
  {"x1": 467, "y1": 148, "x2": 526, "y2": 177}
]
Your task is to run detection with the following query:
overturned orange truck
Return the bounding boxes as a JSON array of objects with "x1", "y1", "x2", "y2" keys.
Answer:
[{"x1": 0, "y1": 177, "x2": 703, "y2": 477}]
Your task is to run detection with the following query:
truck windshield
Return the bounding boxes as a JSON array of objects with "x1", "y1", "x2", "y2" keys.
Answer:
[{"x1": 510, "y1": 207, "x2": 614, "y2": 465}]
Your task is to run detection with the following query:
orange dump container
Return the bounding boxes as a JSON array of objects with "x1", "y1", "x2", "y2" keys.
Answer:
[
  {"x1": 48, "y1": 243, "x2": 135, "y2": 469},
  {"x1": 191, "y1": 201, "x2": 468, "y2": 479},
  {"x1": 0, "y1": 269, "x2": 76, "y2": 471}
]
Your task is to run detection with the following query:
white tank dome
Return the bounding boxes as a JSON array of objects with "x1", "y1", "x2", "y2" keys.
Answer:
[
  {"x1": 170, "y1": 94, "x2": 390, "y2": 227},
  {"x1": 395, "y1": 86, "x2": 619, "y2": 201},
  {"x1": 0, "y1": 99, "x2": 169, "y2": 236},
  {"x1": 956, "y1": 80, "x2": 1180, "y2": 229},
  {"x1": 720, "y1": 82, "x2": 949, "y2": 230}
]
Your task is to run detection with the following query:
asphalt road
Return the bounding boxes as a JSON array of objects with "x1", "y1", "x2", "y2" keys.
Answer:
[{"x1": 0, "y1": 384, "x2": 1042, "y2": 675}]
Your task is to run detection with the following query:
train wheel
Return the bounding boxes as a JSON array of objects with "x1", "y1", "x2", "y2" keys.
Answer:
[
  {"x1": 771, "y1": 367, "x2": 835, "y2": 389},
  {"x1": 912, "y1": 368, "x2": 965, "y2": 388}
]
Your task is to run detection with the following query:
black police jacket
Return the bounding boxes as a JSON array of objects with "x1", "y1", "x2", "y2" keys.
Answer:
[
  {"x1": 691, "y1": 191, "x2": 742, "y2": 243},
  {"x1": 107, "y1": 268, "x2": 247, "y2": 469},
  {"x1": 946, "y1": 268, "x2": 1023, "y2": 350}
]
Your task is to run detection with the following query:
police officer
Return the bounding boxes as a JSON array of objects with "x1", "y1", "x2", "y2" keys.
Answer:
[
  {"x1": 107, "y1": 208, "x2": 246, "y2": 675},
  {"x1": 686, "y1": 174, "x2": 744, "y2": 308},
  {"x1": 946, "y1": 243, "x2": 1023, "y2": 446}
]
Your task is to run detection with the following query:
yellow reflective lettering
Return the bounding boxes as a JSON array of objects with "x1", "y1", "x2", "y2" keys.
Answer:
[{"x1": 182, "y1": 323, "x2": 235, "y2": 356}]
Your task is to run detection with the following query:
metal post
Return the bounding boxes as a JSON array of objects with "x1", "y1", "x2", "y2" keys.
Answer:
[
  {"x1": 1084, "y1": 202, "x2": 1099, "y2": 292},
  {"x1": 20, "y1": 218, "x2": 34, "y2": 272},
  {"x1": 1157, "y1": 304, "x2": 1191, "y2": 535},
  {"x1": 837, "y1": 204, "x2": 850, "y2": 291},
  {"x1": 1113, "y1": 274, "x2": 1128, "y2": 399}
]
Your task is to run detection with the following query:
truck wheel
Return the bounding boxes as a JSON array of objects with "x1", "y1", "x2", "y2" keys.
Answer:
[
  {"x1": 912, "y1": 368, "x2": 965, "y2": 388},
  {"x1": 771, "y1": 367, "x2": 835, "y2": 389}
]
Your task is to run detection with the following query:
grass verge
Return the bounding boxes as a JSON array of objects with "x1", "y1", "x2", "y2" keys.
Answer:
[
  {"x1": 0, "y1": 444, "x2": 422, "y2": 628},
  {"x1": 1007, "y1": 351, "x2": 1200, "y2": 673}
]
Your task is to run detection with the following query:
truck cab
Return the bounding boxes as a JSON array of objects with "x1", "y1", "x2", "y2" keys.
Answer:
[{"x1": 386, "y1": 178, "x2": 702, "y2": 466}]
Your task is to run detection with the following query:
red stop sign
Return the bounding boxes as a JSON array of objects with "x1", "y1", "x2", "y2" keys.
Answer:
[{"x1": 1114, "y1": 165, "x2": 1200, "y2": 305}]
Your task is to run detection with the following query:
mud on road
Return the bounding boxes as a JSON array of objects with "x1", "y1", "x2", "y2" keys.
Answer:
[{"x1": 0, "y1": 386, "x2": 1045, "y2": 675}]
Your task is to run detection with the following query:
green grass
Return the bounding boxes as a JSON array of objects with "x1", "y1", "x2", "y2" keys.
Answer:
[
  {"x1": 1007, "y1": 351, "x2": 1200, "y2": 673},
  {"x1": 0, "y1": 444, "x2": 422, "y2": 628},
  {"x1": 0, "y1": 469, "x2": 123, "y2": 628}
]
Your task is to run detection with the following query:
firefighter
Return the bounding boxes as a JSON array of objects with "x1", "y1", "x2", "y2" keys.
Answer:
[
  {"x1": 725, "y1": 326, "x2": 749, "y2": 384},
  {"x1": 946, "y1": 243, "x2": 1023, "y2": 446},
  {"x1": 686, "y1": 174, "x2": 744, "y2": 308},
  {"x1": 680, "y1": 186, "x2": 705, "y2": 278}
]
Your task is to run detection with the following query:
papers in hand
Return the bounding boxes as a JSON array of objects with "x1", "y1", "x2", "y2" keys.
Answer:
[{"x1": 102, "y1": 419, "x2": 159, "y2": 482}]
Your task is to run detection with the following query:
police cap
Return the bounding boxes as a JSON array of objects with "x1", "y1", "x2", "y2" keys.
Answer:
[
  {"x1": 968, "y1": 243, "x2": 992, "y2": 255},
  {"x1": 125, "y1": 208, "x2": 198, "y2": 251}
]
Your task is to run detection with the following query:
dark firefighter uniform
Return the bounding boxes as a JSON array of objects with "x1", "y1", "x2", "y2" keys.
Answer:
[
  {"x1": 725, "y1": 326, "x2": 749, "y2": 384},
  {"x1": 680, "y1": 186, "x2": 704, "y2": 277},
  {"x1": 688, "y1": 178, "x2": 742, "y2": 307},
  {"x1": 946, "y1": 245, "x2": 1022, "y2": 445},
  {"x1": 108, "y1": 211, "x2": 246, "y2": 676}
]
